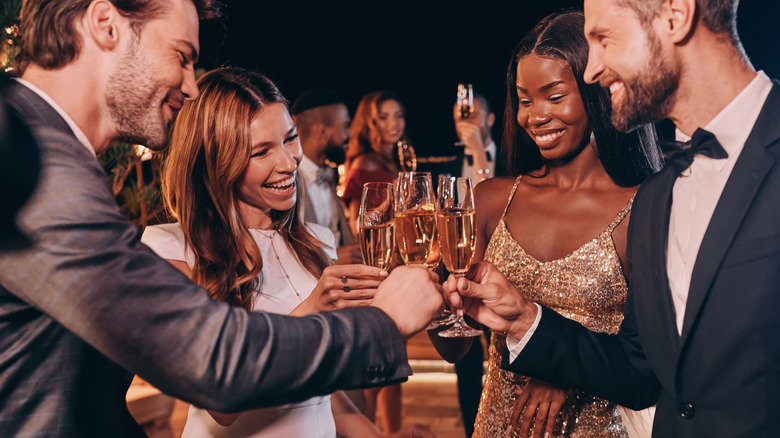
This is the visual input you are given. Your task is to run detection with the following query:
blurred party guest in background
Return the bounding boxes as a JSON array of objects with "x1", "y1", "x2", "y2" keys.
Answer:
[
  {"x1": 143, "y1": 67, "x2": 433, "y2": 438},
  {"x1": 341, "y1": 90, "x2": 409, "y2": 433},
  {"x1": 0, "y1": 1, "x2": 443, "y2": 436},
  {"x1": 342, "y1": 91, "x2": 406, "y2": 237},
  {"x1": 453, "y1": 92, "x2": 498, "y2": 185},
  {"x1": 291, "y1": 89, "x2": 362, "y2": 265},
  {"x1": 437, "y1": 11, "x2": 660, "y2": 438}
]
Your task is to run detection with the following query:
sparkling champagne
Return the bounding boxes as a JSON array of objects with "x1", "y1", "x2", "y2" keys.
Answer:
[
  {"x1": 395, "y1": 205, "x2": 437, "y2": 265},
  {"x1": 359, "y1": 223, "x2": 396, "y2": 270},
  {"x1": 436, "y1": 208, "x2": 475, "y2": 274}
]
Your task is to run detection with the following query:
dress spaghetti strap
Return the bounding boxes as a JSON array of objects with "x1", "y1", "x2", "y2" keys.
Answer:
[
  {"x1": 500, "y1": 176, "x2": 523, "y2": 221},
  {"x1": 604, "y1": 195, "x2": 636, "y2": 235}
]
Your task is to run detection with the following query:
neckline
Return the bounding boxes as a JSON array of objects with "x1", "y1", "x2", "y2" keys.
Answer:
[{"x1": 495, "y1": 219, "x2": 617, "y2": 265}]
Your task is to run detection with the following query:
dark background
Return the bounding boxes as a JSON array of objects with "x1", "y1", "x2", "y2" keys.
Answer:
[{"x1": 198, "y1": 0, "x2": 779, "y2": 157}]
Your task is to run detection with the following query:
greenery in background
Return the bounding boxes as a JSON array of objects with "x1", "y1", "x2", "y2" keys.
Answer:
[
  {"x1": 0, "y1": 0, "x2": 21, "y2": 73},
  {"x1": 98, "y1": 143, "x2": 167, "y2": 228}
]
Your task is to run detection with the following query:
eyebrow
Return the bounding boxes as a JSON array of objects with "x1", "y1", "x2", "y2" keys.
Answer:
[
  {"x1": 586, "y1": 25, "x2": 609, "y2": 39},
  {"x1": 516, "y1": 80, "x2": 566, "y2": 94},
  {"x1": 178, "y1": 40, "x2": 199, "y2": 63},
  {"x1": 252, "y1": 126, "x2": 297, "y2": 149}
]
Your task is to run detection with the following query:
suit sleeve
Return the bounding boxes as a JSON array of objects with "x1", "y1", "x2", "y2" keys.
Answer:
[{"x1": 0, "y1": 128, "x2": 410, "y2": 412}]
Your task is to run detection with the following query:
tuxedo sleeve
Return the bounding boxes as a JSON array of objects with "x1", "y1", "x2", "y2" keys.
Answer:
[{"x1": 0, "y1": 127, "x2": 410, "y2": 412}]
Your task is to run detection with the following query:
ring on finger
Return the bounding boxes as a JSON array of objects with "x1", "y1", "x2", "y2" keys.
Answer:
[
  {"x1": 341, "y1": 275, "x2": 348, "y2": 284},
  {"x1": 343, "y1": 284, "x2": 350, "y2": 292}
]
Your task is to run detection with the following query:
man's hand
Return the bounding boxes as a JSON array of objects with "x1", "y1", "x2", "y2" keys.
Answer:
[
  {"x1": 442, "y1": 261, "x2": 537, "y2": 338},
  {"x1": 454, "y1": 121, "x2": 485, "y2": 156},
  {"x1": 335, "y1": 243, "x2": 364, "y2": 265},
  {"x1": 372, "y1": 266, "x2": 443, "y2": 338}
]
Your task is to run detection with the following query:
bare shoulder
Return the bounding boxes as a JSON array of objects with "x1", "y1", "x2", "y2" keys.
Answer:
[
  {"x1": 474, "y1": 176, "x2": 518, "y2": 216},
  {"x1": 474, "y1": 176, "x2": 519, "y2": 245}
]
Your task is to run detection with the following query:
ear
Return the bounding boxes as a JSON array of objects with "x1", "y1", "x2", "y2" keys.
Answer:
[
  {"x1": 487, "y1": 112, "x2": 496, "y2": 129},
  {"x1": 661, "y1": 0, "x2": 697, "y2": 44},
  {"x1": 83, "y1": 0, "x2": 124, "y2": 51}
]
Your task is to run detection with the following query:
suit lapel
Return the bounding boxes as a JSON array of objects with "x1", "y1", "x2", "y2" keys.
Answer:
[
  {"x1": 637, "y1": 168, "x2": 681, "y2": 353},
  {"x1": 680, "y1": 83, "x2": 780, "y2": 344}
]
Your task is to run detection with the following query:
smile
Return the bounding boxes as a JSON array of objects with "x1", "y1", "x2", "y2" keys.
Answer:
[
  {"x1": 531, "y1": 130, "x2": 564, "y2": 147},
  {"x1": 607, "y1": 80, "x2": 625, "y2": 103},
  {"x1": 263, "y1": 175, "x2": 296, "y2": 191}
]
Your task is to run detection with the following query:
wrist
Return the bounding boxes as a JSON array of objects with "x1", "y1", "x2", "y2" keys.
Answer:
[{"x1": 507, "y1": 301, "x2": 538, "y2": 339}]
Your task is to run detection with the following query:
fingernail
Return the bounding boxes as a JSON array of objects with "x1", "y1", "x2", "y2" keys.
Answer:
[
  {"x1": 379, "y1": 270, "x2": 388, "y2": 277},
  {"x1": 505, "y1": 425, "x2": 513, "y2": 435},
  {"x1": 545, "y1": 433, "x2": 550, "y2": 438}
]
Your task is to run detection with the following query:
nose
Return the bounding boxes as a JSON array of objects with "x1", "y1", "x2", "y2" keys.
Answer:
[
  {"x1": 182, "y1": 69, "x2": 199, "y2": 101},
  {"x1": 584, "y1": 44, "x2": 604, "y2": 85},
  {"x1": 527, "y1": 103, "x2": 551, "y2": 126},
  {"x1": 276, "y1": 143, "x2": 299, "y2": 173}
]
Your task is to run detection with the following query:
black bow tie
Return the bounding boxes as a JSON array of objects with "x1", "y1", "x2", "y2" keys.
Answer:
[
  {"x1": 659, "y1": 128, "x2": 728, "y2": 176},
  {"x1": 465, "y1": 151, "x2": 492, "y2": 166}
]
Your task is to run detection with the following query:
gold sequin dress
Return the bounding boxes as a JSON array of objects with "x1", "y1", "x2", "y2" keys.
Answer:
[{"x1": 473, "y1": 176, "x2": 632, "y2": 438}]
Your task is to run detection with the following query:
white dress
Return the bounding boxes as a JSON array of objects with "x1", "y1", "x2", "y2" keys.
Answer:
[{"x1": 141, "y1": 223, "x2": 338, "y2": 438}]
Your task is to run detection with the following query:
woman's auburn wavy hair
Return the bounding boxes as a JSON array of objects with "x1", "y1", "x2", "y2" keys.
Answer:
[
  {"x1": 344, "y1": 90, "x2": 405, "y2": 172},
  {"x1": 163, "y1": 67, "x2": 332, "y2": 310}
]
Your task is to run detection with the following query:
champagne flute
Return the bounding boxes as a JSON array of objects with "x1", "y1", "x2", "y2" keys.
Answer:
[
  {"x1": 358, "y1": 182, "x2": 396, "y2": 271},
  {"x1": 454, "y1": 83, "x2": 473, "y2": 147},
  {"x1": 395, "y1": 172, "x2": 437, "y2": 267},
  {"x1": 437, "y1": 176, "x2": 482, "y2": 338}
]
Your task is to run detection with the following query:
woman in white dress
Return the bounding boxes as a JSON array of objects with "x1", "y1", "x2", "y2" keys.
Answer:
[{"x1": 141, "y1": 67, "x2": 432, "y2": 438}]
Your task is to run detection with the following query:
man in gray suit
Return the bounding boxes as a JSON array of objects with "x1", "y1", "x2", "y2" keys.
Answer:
[{"x1": 0, "y1": 1, "x2": 443, "y2": 436}]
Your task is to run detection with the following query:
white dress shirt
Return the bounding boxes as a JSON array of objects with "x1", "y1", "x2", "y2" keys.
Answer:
[
  {"x1": 299, "y1": 155, "x2": 335, "y2": 229},
  {"x1": 506, "y1": 71, "x2": 773, "y2": 361},
  {"x1": 462, "y1": 139, "x2": 497, "y2": 182},
  {"x1": 14, "y1": 78, "x2": 96, "y2": 156}
]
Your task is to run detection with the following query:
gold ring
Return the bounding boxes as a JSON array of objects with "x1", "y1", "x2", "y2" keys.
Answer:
[
  {"x1": 343, "y1": 284, "x2": 350, "y2": 292},
  {"x1": 341, "y1": 275, "x2": 348, "y2": 284}
]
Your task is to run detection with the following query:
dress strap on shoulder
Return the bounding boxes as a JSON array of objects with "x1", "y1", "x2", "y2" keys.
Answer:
[
  {"x1": 500, "y1": 176, "x2": 524, "y2": 220},
  {"x1": 604, "y1": 194, "x2": 636, "y2": 234}
]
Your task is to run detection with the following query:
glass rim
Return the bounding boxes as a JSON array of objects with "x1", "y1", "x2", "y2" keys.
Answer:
[{"x1": 362, "y1": 181, "x2": 394, "y2": 190}]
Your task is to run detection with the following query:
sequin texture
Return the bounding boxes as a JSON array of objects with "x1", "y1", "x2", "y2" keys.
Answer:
[{"x1": 473, "y1": 177, "x2": 633, "y2": 438}]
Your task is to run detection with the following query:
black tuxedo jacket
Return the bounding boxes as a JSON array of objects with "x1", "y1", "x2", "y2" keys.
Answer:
[
  {"x1": 0, "y1": 81, "x2": 410, "y2": 437},
  {"x1": 505, "y1": 81, "x2": 780, "y2": 437}
]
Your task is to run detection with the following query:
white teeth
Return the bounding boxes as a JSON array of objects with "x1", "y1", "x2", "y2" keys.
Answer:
[
  {"x1": 534, "y1": 131, "x2": 563, "y2": 143},
  {"x1": 609, "y1": 81, "x2": 623, "y2": 94},
  {"x1": 265, "y1": 175, "x2": 295, "y2": 189}
]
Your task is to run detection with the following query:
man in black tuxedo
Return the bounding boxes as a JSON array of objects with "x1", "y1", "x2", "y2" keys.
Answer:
[
  {"x1": 0, "y1": 1, "x2": 443, "y2": 436},
  {"x1": 444, "y1": 0, "x2": 780, "y2": 436}
]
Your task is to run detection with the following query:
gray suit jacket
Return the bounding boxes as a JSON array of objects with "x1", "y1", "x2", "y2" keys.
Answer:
[{"x1": 0, "y1": 81, "x2": 410, "y2": 437}]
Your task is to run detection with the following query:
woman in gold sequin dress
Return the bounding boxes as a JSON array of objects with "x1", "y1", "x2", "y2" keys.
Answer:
[{"x1": 436, "y1": 11, "x2": 662, "y2": 438}]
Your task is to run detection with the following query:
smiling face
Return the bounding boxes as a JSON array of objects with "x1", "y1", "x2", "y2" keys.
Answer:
[
  {"x1": 583, "y1": 0, "x2": 679, "y2": 130},
  {"x1": 235, "y1": 103, "x2": 303, "y2": 228},
  {"x1": 106, "y1": 0, "x2": 200, "y2": 150},
  {"x1": 515, "y1": 54, "x2": 591, "y2": 162},
  {"x1": 374, "y1": 99, "x2": 406, "y2": 145}
]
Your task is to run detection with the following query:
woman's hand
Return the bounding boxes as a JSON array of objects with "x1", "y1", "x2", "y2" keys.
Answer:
[
  {"x1": 293, "y1": 264, "x2": 388, "y2": 315},
  {"x1": 507, "y1": 379, "x2": 568, "y2": 438}
]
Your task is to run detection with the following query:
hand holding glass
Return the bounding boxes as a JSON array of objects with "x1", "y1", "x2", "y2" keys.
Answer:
[{"x1": 437, "y1": 176, "x2": 482, "y2": 338}]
